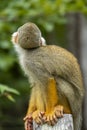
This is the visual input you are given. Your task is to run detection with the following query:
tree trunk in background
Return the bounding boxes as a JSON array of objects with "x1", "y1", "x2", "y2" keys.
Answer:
[
  {"x1": 67, "y1": 13, "x2": 81, "y2": 63},
  {"x1": 67, "y1": 13, "x2": 87, "y2": 130},
  {"x1": 81, "y1": 16, "x2": 87, "y2": 130},
  {"x1": 46, "y1": 30, "x2": 58, "y2": 45}
]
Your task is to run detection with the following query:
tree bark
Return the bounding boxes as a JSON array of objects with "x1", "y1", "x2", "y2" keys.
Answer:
[
  {"x1": 80, "y1": 15, "x2": 87, "y2": 130},
  {"x1": 66, "y1": 12, "x2": 82, "y2": 62},
  {"x1": 33, "y1": 114, "x2": 74, "y2": 130},
  {"x1": 66, "y1": 12, "x2": 87, "y2": 130}
]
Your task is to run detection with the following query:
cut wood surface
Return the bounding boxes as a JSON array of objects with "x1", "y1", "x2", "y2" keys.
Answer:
[{"x1": 33, "y1": 114, "x2": 74, "y2": 130}]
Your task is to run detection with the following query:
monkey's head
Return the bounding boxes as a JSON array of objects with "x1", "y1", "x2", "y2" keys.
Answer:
[{"x1": 12, "y1": 22, "x2": 46, "y2": 49}]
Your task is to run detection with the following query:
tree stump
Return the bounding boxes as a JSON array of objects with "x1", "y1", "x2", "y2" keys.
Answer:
[{"x1": 33, "y1": 114, "x2": 74, "y2": 130}]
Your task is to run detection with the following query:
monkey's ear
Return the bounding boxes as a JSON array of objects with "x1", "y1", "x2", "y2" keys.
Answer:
[
  {"x1": 11, "y1": 32, "x2": 18, "y2": 44},
  {"x1": 40, "y1": 37, "x2": 46, "y2": 46}
]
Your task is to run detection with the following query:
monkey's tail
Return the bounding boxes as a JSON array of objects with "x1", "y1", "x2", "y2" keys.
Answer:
[{"x1": 73, "y1": 108, "x2": 82, "y2": 130}]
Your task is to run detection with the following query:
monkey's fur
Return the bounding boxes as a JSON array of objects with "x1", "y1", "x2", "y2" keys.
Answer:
[{"x1": 12, "y1": 23, "x2": 84, "y2": 130}]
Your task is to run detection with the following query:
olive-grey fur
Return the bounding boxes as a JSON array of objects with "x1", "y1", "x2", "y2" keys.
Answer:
[{"x1": 13, "y1": 23, "x2": 84, "y2": 130}]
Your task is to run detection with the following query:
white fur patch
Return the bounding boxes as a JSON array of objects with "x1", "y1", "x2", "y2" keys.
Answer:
[
  {"x1": 41, "y1": 37, "x2": 46, "y2": 46},
  {"x1": 11, "y1": 32, "x2": 18, "y2": 44}
]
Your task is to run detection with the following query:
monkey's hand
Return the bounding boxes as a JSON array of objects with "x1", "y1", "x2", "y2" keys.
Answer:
[
  {"x1": 24, "y1": 110, "x2": 45, "y2": 128},
  {"x1": 24, "y1": 114, "x2": 33, "y2": 130},
  {"x1": 44, "y1": 78, "x2": 64, "y2": 125},
  {"x1": 32, "y1": 110, "x2": 45, "y2": 125},
  {"x1": 45, "y1": 105, "x2": 64, "y2": 126}
]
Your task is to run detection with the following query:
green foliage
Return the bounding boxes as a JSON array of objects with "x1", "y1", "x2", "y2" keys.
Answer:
[
  {"x1": 0, "y1": 0, "x2": 86, "y2": 130},
  {"x1": 0, "y1": 84, "x2": 20, "y2": 102}
]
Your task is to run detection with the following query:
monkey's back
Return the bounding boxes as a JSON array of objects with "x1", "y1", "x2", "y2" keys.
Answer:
[{"x1": 21, "y1": 45, "x2": 83, "y2": 90}]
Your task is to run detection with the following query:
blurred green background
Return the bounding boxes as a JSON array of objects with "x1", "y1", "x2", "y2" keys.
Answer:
[{"x1": 0, "y1": 0, "x2": 87, "y2": 130}]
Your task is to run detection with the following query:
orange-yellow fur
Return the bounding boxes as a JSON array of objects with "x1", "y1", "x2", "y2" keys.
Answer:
[{"x1": 26, "y1": 78, "x2": 71, "y2": 121}]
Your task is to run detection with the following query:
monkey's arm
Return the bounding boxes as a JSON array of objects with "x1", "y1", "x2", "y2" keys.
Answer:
[
  {"x1": 44, "y1": 78, "x2": 64, "y2": 125},
  {"x1": 24, "y1": 85, "x2": 45, "y2": 130},
  {"x1": 25, "y1": 86, "x2": 45, "y2": 124},
  {"x1": 24, "y1": 77, "x2": 65, "y2": 126}
]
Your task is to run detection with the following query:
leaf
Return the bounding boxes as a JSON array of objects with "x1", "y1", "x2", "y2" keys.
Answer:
[
  {"x1": 6, "y1": 93, "x2": 16, "y2": 102},
  {"x1": 0, "y1": 84, "x2": 20, "y2": 95},
  {"x1": 0, "y1": 84, "x2": 20, "y2": 102}
]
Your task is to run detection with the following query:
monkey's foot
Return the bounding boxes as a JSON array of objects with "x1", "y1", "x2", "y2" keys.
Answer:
[
  {"x1": 32, "y1": 110, "x2": 45, "y2": 125},
  {"x1": 24, "y1": 114, "x2": 33, "y2": 130},
  {"x1": 45, "y1": 105, "x2": 64, "y2": 126}
]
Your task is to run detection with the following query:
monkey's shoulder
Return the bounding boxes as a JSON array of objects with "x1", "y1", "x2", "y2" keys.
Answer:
[
  {"x1": 23, "y1": 45, "x2": 80, "y2": 75},
  {"x1": 37, "y1": 45, "x2": 78, "y2": 63}
]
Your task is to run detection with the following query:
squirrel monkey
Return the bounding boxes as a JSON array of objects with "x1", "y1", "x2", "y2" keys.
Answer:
[{"x1": 12, "y1": 22, "x2": 84, "y2": 130}]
